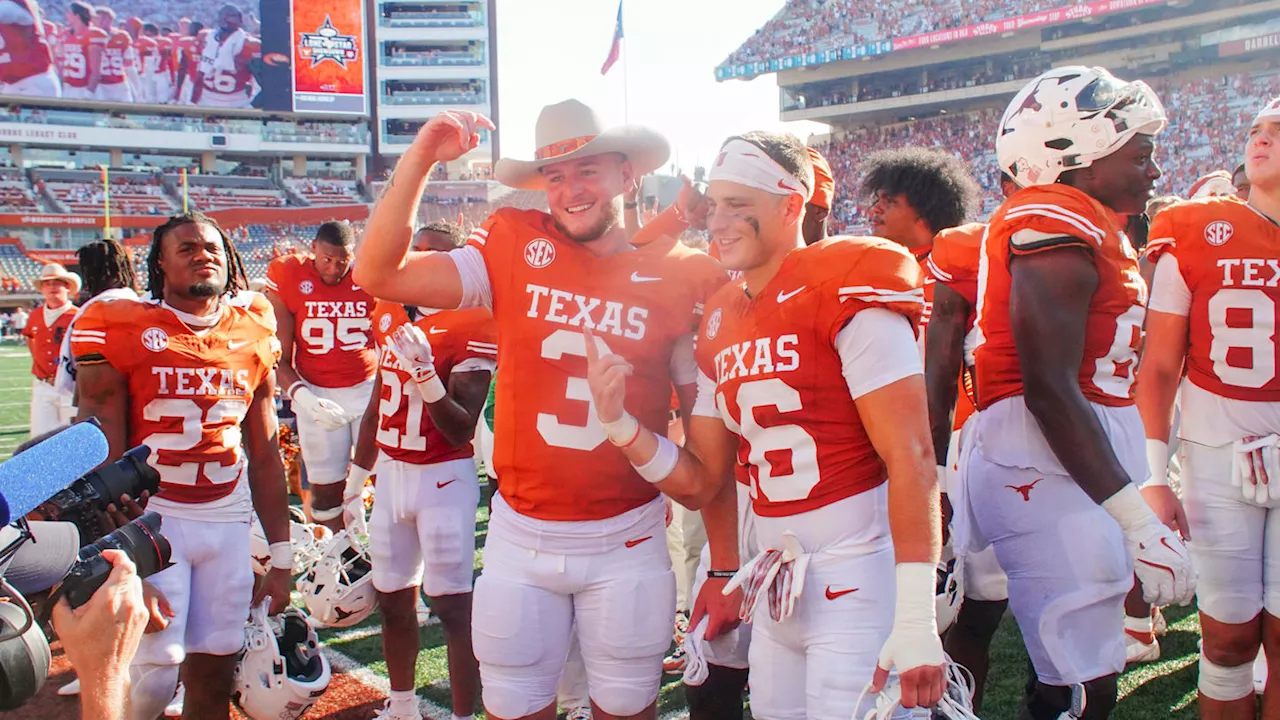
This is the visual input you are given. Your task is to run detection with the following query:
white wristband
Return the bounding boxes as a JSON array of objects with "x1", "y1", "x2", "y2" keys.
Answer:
[
  {"x1": 413, "y1": 372, "x2": 447, "y2": 403},
  {"x1": 268, "y1": 541, "x2": 293, "y2": 571},
  {"x1": 287, "y1": 381, "x2": 308, "y2": 402},
  {"x1": 344, "y1": 465, "x2": 372, "y2": 501},
  {"x1": 1144, "y1": 439, "x2": 1170, "y2": 488},
  {"x1": 935, "y1": 464, "x2": 949, "y2": 496},
  {"x1": 602, "y1": 413, "x2": 640, "y2": 447},
  {"x1": 1101, "y1": 483, "x2": 1160, "y2": 534},
  {"x1": 893, "y1": 562, "x2": 938, "y2": 632},
  {"x1": 633, "y1": 434, "x2": 679, "y2": 483}
]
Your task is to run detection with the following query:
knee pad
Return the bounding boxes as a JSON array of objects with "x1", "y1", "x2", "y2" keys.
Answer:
[
  {"x1": 593, "y1": 685, "x2": 658, "y2": 718},
  {"x1": 128, "y1": 663, "x2": 180, "y2": 720},
  {"x1": 1199, "y1": 651, "x2": 1255, "y2": 701}
]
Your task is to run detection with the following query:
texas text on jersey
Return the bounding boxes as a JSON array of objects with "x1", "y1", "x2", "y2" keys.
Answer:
[
  {"x1": 695, "y1": 237, "x2": 925, "y2": 517},
  {"x1": 1146, "y1": 195, "x2": 1280, "y2": 442},
  {"x1": 466, "y1": 207, "x2": 726, "y2": 521},
  {"x1": 974, "y1": 184, "x2": 1147, "y2": 408},
  {"x1": 266, "y1": 253, "x2": 376, "y2": 388},
  {"x1": 370, "y1": 301, "x2": 497, "y2": 465},
  {"x1": 69, "y1": 295, "x2": 280, "y2": 505}
]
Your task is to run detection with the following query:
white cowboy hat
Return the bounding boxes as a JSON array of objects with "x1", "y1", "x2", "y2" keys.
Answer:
[
  {"x1": 494, "y1": 99, "x2": 670, "y2": 191},
  {"x1": 34, "y1": 263, "x2": 81, "y2": 295}
]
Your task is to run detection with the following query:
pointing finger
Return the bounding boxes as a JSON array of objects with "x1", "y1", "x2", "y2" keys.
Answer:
[{"x1": 583, "y1": 327, "x2": 601, "y2": 365}]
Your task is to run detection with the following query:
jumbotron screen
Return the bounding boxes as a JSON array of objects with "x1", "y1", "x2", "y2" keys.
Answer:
[{"x1": 0, "y1": 0, "x2": 368, "y2": 114}]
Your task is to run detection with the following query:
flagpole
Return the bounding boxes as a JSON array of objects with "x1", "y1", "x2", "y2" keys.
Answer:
[
  {"x1": 181, "y1": 168, "x2": 189, "y2": 213},
  {"x1": 622, "y1": 33, "x2": 630, "y2": 124}
]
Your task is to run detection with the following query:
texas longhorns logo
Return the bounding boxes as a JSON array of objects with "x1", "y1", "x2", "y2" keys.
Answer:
[{"x1": 1006, "y1": 478, "x2": 1043, "y2": 502}]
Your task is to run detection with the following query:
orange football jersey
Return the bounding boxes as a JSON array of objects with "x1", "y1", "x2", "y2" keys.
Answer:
[
  {"x1": 265, "y1": 254, "x2": 376, "y2": 388},
  {"x1": 1147, "y1": 197, "x2": 1280, "y2": 400},
  {"x1": 370, "y1": 301, "x2": 497, "y2": 465},
  {"x1": 98, "y1": 28, "x2": 131, "y2": 86},
  {"x1": 695, "y1": 237, "x2": 925, "y2": 518},
  {"x1": 974, "y1": 185, "x2": 1147, "y2": 409},
  {"x1": 70, "y1": 296, "x2": 280, "y2": 505},
  {"x1": 0, "y1": 0, "x2": 54, "y2": 84},
  {"x1": 925, "y1": 223, "x2": 985, "y2": 429},
  {"x1": 59, "y1": 27, "x2": 106, "y2": 89},
  {"x1": 469, "y1": 208, "x2": 726, "y2": 521},
  {"x1": 24, "y1": 305, "x2": 76, "y2": 380}
]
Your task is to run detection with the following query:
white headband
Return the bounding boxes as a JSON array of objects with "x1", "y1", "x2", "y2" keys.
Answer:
[
  {"x1": 1255, "y1": 97, "x2": 1280, "y2": 127},
  {"x1": 709, "y1": 139, "x2": 809, "y2": 199}
]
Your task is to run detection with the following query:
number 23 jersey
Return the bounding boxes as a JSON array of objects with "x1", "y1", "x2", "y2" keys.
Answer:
[
  {"x1": 694, "y1": 237, "x2": 925, "y2": 517},
  {"x1": 265, "y1": 254, "x2": 376, "y2": 389},
  {"x1": 466, "y1": 208, "x2": 726, "y2": 521},
  {"x1": 1146, "y1": 196, "x2": 1280, "y2": 444},
  {"x1": 70, "y1": 295, "x2": 281, "y2": 507}
]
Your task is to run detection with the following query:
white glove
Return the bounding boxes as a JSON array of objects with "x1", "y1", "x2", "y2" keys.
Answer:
[
  {"x1": 1103, "y1": 484, "x2": 1196, "y2": 606},
  {"x1": 875, "y1": 563, "x2": 945, "y2": 678},
  {"x1": 385, "y1": 324, "x2": 446, "y2": 403},
  {"x1": 291, "y1": 385, "x2": 350, "y2": 431},
  {"x1": 342, "y1": 465, "x2": 371, "y2": 535},
  {"x1": 1232, "y1": 434, "x2": 1280, "y2": 504}
]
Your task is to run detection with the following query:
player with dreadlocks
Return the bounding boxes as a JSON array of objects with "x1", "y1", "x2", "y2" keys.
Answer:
[
  {"x1": 51, "y1": 236, "x2": 141, "y2": 698},
  {"x1": 71, "y1": 212, "x2": 291, "y2": 720}
]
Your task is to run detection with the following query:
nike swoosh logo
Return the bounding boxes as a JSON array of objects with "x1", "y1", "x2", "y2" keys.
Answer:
[
  {"x1": 777, "y1": 286, "x2": 806, "y2": 303},
  {"x1": 228, "y1": 339, "x2": 250, "y2": 350},
  {"x1": 825, "y1": 586, "x2": 858, "y2": 600},
  {"x1": 428, "y1": 326, "x2": 447, "y2": 335},
  {"x1": 625, "y1": 536, "x2": 653, "y2": 548},
  {"x1": 631, "y1": 272, "x2": 661, "y2": 283},
  {"x1": 352, "y1": 285, "x2": 361, "y2": 292},
  {"x1": 776, "y1": 179, "x2": 793, "y2": 191},
  {"x1": 436, "y1": 479, "x2": 457, "y2": 489}
]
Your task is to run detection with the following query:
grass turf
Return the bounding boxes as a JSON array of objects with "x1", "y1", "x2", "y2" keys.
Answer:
[{"x1": 0, "y1": 343, "x2": 1206, "y2": 718}]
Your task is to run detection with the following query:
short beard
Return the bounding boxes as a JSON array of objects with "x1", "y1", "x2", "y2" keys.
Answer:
[
  {"x1": 186, "y1": 281, "x2": 221, "y2": 298},
  {"x1": 553, "y1": 196, "x2": 622, "y2": 244}
]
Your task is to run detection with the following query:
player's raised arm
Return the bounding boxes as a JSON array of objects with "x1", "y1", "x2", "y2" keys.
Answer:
[{"x1": 355, "y1": 111, "x2": 494, "y2": 308}]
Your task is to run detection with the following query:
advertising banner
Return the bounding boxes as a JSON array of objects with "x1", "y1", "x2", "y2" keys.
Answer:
[{"x1": 291, "y1": 0, "x2": 367, "y2": 115}]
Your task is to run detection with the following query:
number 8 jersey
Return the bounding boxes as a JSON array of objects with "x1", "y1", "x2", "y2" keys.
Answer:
[
  {"x1": 1146, "y1": 195, "x2": 1280, "y2": 445},
  {"x1": 70, "y1": 294, "x2": 281, "y2": 508},
  {"x1": 265, "y1": 254, "x2": 376, "y2": 388}
]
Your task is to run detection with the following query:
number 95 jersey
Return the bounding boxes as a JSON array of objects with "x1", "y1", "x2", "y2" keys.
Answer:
[
  {"x1": 694, "y1": 238, "x2": 925, "y2": 517},
  {"x1": 70, "y1": 295, "x2": 281, "y2": 506},
  {"x1": 265, "y1": 254, "x2": 376, "y2": 388},
  {"x1": 1146, "y1": 196, "x2": 1280, "y2": 445}
]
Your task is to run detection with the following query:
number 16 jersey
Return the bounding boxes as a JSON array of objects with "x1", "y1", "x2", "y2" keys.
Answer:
[{"x1": 465, "y1": 208, "x2": 726, "y2": 522}]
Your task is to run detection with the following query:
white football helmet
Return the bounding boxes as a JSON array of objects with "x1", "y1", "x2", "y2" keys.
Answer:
[
  {"x1": 936, "y1": 555, "x2": 965, "y2": 635},
  {"x1": 297, "y1": 530, "x2": 376, "y2": 628},
  {"x1": 997, "y1": 66, "x2": 1167, "y2": 187},
  {"x1": 250, "y1": 511, "x2": 332, "y2": 577},
  {"x1": 233, "y1": 600, "x2": 331, "y2": 720}
]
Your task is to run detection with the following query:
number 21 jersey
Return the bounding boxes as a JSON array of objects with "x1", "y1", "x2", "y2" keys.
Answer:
[
  {"x1": 467, "y1": 208, "x2": 726, "y2": 521},
  {"x1": 266, "y1": 254, "x2": 375, "y2": 388}
]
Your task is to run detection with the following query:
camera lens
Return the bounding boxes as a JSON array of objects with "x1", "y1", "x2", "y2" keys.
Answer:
[
  {"x1": 81, "y1": 511, "x2": 172, "y2": 579},
  {"x1": 77, "y1": 446, "x2": 162, "y2": 512}
]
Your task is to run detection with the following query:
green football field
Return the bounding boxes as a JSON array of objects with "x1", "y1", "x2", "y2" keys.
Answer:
[{"x1": 0, "y1": 343, "x2": 1207, "y2": 718}]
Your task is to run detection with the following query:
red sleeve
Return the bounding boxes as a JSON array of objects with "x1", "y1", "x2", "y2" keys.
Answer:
[
  {"x1": 1144, "y1": 201, "x2": 1178, "y2": 262},
  {"x1": 462, "y1": 312, "x2": 498, "y2": 363},
  {"x1": 70, "y1": 300, "x2": 133, "y2": 371},
  {"x1": 1003, "y1": 189, "x2": 1105, "y2": 256},
  {"x1": 264, "y1": 256, "x2": 292, "y2": 303}
]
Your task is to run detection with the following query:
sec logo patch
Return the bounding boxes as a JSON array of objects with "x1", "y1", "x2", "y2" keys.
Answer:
[
  {"x1": 379, "y1": 314, "x2": 392, "y2": 333},
  {"x1": 141, "y1": 327, "x2": 169, "y2": 353},
  {"x1": 705, "y1": 309, "x2": 722, "y2": 340},
  {"x1": 1205, "y1": 220, "x2": 1234, "y2": 246},
  {"x1": 299, "y1": 280, "x2": 314, "y2": 295},
  {"x1": 524, "y1": 238, "x2": 556, "y2": 269}
]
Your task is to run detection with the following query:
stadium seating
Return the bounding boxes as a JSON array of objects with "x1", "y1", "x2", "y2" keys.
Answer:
[
  {"x1": 178, "y1": 175, "x2": 289, "y2": 211},
  {"x1": 0, "y1": 245, "x2": 45, "y2": 287},
  {"x1": 0, "y1": 169, "x2": 41, "y2": 212},
  {"x1": 34, "y1": 170, "x2": 177, "y2": 216},
  {"x1": 817, "y1": 68, "x2": 1280, "y2": 234},
  {"x1": 284, "y1": 179, "x2": 365, "y2": 206}
]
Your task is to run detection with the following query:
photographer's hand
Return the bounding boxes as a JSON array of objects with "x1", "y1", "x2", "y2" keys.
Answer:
[{"x1": 51, "y1": 549, "x2": 148, "y2": 720}]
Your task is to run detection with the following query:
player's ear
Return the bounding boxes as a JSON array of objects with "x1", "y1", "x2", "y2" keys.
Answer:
[
  {"x1": 617, "y1": 155, "x2": 636, "y2": 190},
  {"x1": 785, "y1": 193, "x2": 805, "y2": 226}
]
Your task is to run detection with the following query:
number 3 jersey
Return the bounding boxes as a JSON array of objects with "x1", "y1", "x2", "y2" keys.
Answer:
[
  {"x1": 265, "y1": 254, "x2": 376, "y2": 389},
  {"x1": 370, "y1": 301, "x2": 497, "y2": 465},
  {"x1": 1146, "y1": 196, "x2": 1280, "y2": 445},
  {"x1": 70, "y1": 294, "x2": 281, "y2": 516},
  {"x1": 462, "y1": 208, "x2": 726, "y2": 521},
  {"x1": 974, "y1": 184, "x2": 1147, "y2": 409},
  {"x1": 693, "y1": 237, "x2": 926, "y2": 518}
]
